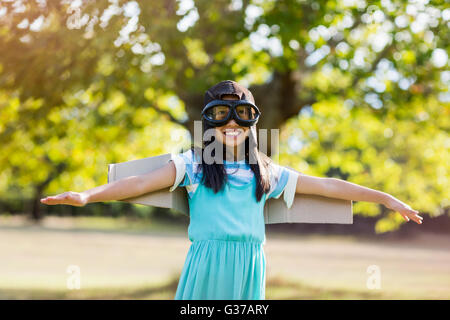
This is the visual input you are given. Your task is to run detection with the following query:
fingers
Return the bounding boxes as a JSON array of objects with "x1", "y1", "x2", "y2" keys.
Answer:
[
  {"x1": 411, "y1": 210, "x2": 423, "y2": 224},
  {"x1": 40, "y1": 196, "x2": 59, "y2": 205},
  {"x1": 40, "y1": 193, "x2": 70, "y2": 205},
  {"x1": 404, "y1": 209, "x2": 423, "y2": 225},
  {"x1": 413, "y1": 214, "x2": 423, "y2": 224}
]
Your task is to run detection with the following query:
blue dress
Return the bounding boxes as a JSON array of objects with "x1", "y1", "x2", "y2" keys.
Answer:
[{"x1": 170, "y1": 149, "x2": 291, "y2": 300}]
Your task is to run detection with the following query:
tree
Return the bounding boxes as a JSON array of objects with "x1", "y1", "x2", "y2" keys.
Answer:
[{"x1": 0, "y1": 0, "x2": 448, "y2": 230}]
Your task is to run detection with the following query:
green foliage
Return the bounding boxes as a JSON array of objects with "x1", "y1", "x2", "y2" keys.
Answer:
[
  {"x1": 0, "y1": 0, "x2": 448, "y2": 231},
  {"x1": 280, "y1": 94, "x2": 449, "y2": 232}
]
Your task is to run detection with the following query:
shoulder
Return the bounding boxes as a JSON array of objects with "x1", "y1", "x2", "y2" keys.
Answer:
[
  {"x1": 172, "y1": 147, "x2": 200, "y2": 168},
  {"x1": 177, "y1": 147, "x2": 202, "y2": 164},
  {"x1": 267, "y1": 160, "x2": 299, "y2": 200},
  {"x1": 171, "y1": 147, "x2": 202, "y2": 189},
  {"x1": 177, "y1": 148, "x2": 194, "y2": 163},
  {"x1": 268, "y1": 162, "x2": 289, "y2": 186}
]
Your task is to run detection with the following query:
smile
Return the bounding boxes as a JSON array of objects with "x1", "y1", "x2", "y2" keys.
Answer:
[{"x1": 222, "y1": 128, "x2": 244, "y2": 137}]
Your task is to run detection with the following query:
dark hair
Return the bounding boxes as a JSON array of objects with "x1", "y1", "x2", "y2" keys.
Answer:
[{"x1": 188, "y1": 120, "x2": 272, "y2": 202}]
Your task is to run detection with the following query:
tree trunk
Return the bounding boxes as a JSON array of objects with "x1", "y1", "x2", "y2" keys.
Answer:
[{"x1": 30, "y1": 159, "x2": 67, "y2": 222}]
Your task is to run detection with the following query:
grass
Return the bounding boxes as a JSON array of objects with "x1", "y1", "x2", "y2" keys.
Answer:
[
  {"x1": 0, "y1": 274, "x2": 388, "y2": 300},
  {"x1": 0, "y1": 215, "x2": 449, "y2": 300}
]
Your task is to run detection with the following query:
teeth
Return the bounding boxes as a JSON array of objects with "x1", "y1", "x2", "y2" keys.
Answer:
[{"x1": 223, "y1": 129, "x2": 242, "y2": 136}]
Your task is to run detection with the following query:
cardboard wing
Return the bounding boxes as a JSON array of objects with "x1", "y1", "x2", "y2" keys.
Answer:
[
  {"x1": 107, "y1": 154, "x2": 353, "y2": 224},
  {"x1": 107, "y1": 154, "x2": 189, "y2": 215}
]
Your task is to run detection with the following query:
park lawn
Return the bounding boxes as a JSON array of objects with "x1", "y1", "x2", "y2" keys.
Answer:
[
  {"x1": 0, "y1": 215, "x2": 448, "y2": 300},
  {"x1": 0, "y1": 275, "x2": 388, "y2": 300}
]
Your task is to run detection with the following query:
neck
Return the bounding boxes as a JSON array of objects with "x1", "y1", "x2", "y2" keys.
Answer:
[{"x1": 224, "y1": 144, "x2": 245, "y2": 162}]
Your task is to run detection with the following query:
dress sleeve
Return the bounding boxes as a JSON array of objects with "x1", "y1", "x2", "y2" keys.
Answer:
[
  {"x1": 267, "y1": 163, "x2": 300, "y2": 209},
  {"x1": 167, "y1": 148, "x2": 198, "y2": 192}
]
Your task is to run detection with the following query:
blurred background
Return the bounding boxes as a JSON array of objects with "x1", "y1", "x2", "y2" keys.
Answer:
[{"x1": 0, "y1": 0, "x2": 448, "y2": 299}]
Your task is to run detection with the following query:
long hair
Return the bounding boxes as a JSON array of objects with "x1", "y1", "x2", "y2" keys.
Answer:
[{"x1": 189, "y1": 120, "x2": 272, "y2": 202}]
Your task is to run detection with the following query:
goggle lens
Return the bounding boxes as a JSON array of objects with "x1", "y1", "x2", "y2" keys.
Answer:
[
  {"x1": 235, "y1": 105, "x2": 257, "y2": 120},
  {"x1": 204, "y1": 104, "x2": 258, "y2": 121},
  {"x1": 205, "y1": 105, "x2": 230, "y2": 121}
]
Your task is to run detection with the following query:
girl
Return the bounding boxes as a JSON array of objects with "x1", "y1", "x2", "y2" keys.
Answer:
[{"x1": 40, "y1": 80, "x2": 423, "y2": 300}]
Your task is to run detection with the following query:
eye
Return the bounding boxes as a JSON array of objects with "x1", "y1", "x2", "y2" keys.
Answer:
[
  {"x1": 236, "y1": 106, "x2": 254, "y2": 119},
  {"x1": 207, "y1": 106, "x2": 229, "y2": 120}
]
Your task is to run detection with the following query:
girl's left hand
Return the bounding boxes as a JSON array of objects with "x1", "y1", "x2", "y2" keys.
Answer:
[{"x1": 384, "y1": 196, "x2": 423, "y2": 224}]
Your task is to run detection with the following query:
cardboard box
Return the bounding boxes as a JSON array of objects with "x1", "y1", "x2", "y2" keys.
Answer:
[{"x1": 107, "y1": 153, "x2": 353, "y2": 224}]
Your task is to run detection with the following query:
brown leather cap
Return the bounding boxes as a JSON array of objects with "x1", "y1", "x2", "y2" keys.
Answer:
[{"x1": 204, "y1": 80, "x2": 255, "y2": 106}]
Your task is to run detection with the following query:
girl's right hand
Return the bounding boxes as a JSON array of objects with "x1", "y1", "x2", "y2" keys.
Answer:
[{"x1": 40, "y1": 191, "x2": 89, "y2": 207}]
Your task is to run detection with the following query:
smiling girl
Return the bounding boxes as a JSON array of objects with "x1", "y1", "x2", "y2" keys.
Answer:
[{"x1": 41, "y1": 80, "x2": 423, "y2": 300}]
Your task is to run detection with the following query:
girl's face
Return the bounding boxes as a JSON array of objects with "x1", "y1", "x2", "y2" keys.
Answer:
[{"x1": 214, "y1": 94, "x2": 250, "y2": 148}]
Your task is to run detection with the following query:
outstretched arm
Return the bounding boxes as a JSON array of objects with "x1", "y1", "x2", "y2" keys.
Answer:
[
  {"x1": 41, "y1": 161, "x2": 177, "y2": 207},
  {"x1": 295, "y1": 173, "x2": 423, "y2": 225}
]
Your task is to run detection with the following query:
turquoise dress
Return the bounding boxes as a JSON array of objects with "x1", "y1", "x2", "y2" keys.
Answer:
[{"x1": 170, "y1": 149, "x2": 291, "y2": 300}]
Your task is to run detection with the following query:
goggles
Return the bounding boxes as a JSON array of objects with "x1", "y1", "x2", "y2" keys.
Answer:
[{"x1": 201, "y1": 99, "x2": 261, "y2": 127}]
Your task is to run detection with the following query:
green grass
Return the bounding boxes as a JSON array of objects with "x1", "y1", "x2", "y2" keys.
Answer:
[
  {"x1": 0, "y1": 274, "x2": 389, "y2": 300},
  {"x1": 0, "y1": 215, "x2": 449, "y2": 300}
]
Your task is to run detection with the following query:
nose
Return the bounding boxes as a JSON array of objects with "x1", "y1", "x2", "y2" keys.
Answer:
[{"x1": 226, "y1": 119, "x2": 238, "y2": 126}]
